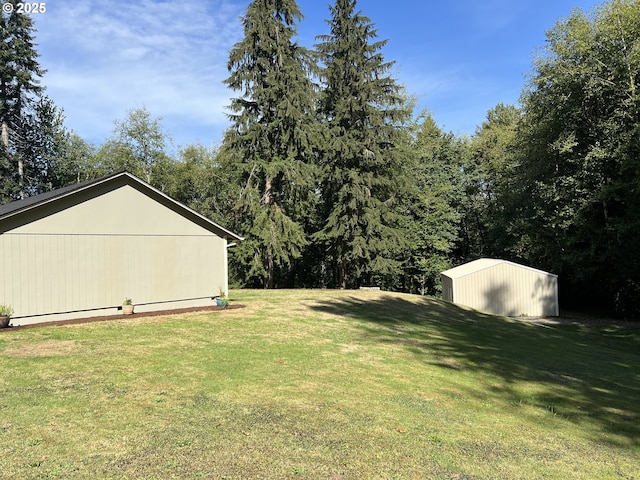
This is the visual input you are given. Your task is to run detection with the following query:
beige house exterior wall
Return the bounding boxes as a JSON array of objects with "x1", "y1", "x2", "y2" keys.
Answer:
[
  {"x1": 441, "y1": 259, "x2": 559, "y2": 317},
  {"x1": 0, "y1": 180, "x2": 233, "y2": 326}
]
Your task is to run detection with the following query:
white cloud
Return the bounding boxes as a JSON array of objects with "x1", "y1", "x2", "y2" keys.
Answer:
[
  {"x1": 32, "y1": 0, "x2": 245, "y2": 147},
  {"x1": 27, "y1": 0, "x2": 605, "y2": 147}
]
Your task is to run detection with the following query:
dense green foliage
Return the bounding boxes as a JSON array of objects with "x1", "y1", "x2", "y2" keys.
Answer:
[
  {"x1": 513, "y1": 0, "x2": 640, "y2": 314},
  {"x1": 396, "y1": 113, "x2": 465, "y2": 295},
  {"x1": 2, "y1": 0, "x2": 640, "y2": 316}
]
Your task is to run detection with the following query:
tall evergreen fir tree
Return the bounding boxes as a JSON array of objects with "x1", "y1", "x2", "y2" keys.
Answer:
[
  {"x1": 315, "y1": 0, "x2": 411, "y2": 289},
  {"x1": 0, "y1": 1, "x2": 66, "y2": 202},
  {"x1": 222, "y1": 0, "x2": 320, "y2": 289}
]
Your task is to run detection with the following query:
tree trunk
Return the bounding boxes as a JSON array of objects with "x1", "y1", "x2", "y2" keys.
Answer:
[
  {"x1": 339, "y1": 259, "x2": 347, "y2": 289},
  {"x1": 266, "y1": 250, "x2": 274, "y2": 289},
  {"x1": 18, "y1": 156, "x2": 24, "y2": 199},
  {"x1": 0, "y1": 120, "x2": 23, "y2": 199},
  {"x1": 1, "y1": 121, "x2": 8, "y2": 149},
  {"x1": 264, "y1": 175, "x2": 274, "y2": 289}
]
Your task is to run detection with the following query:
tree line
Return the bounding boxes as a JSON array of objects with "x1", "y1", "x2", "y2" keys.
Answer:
[{"x1": 2, "y1": 0, "x2": 640, "y2": 317}]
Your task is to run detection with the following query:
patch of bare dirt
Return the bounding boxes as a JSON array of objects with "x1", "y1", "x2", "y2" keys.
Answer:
[{"x1": 5, "y1": 340, "x2": 78, "y2": 357}]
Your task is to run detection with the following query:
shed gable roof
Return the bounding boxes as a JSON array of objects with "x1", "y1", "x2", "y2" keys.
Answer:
[
  {"x1": 441, "y1": 258, "x2": 556, "y2": 280},
  {"x1": 0, "y1": 171, "x2": 243, "y2": 241}
]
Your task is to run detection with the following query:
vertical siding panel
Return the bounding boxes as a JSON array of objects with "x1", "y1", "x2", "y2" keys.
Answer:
[
  {"x1": 518, "y1": 267, "x2": 524, "y2": 314},
  {"x1": 62, "y1": 234, "x2": 72, "y2": 312},
  {"x1": 50, "y1": 235, "x2": 60, "y2": 313},
  {"x1": 89, "y1": 235, "x2": 99, "y2": 308},
  {"x1": 527, "y1": 271, "x2": 537, "y2": 316},
  {"x1": 102, "y1": 235, "x2": 110, "y2": 305},
  {"x1": 488, "y1": 266, "x2": 497, "y2": 315},
  {"x1": 193, "y1": 237, "x2": 205, "y2": 296},
  {"x1": 167, "y1": 236, "x2": 176, "y2": 300},
  {"x1": 509, "y1": 264, "x2": 517, "y2": 315},
  {"x1": 32, "y1": 235, "x2": 40, "y2": 314},
  {"x1": 1, "y1": 236, "x2": 9, "y2": 308},
  {"x1": 130, "y1": 235, "x2": 138, "y2": 302},
  {"x1": 104, "y1": 235, "x2": 114, "y2": 305},
  {"x1": 16, "y1": 235, "x2": 23, "y2": 313},
  {"x1": 11, "y1": 234, "x2": 21, "y2": 314},
  {"x1": 38, "y1": 235, "x2": 49, "y2": 312},
  {"x1": 529, "y1": 271, "x2": 537, "y2": 316},
  {"x1": 177, "y1": 236, "x2": 189, "y2": 297},
  {"x1": 79, "y1": 234, "x2": 87, "y2": 309},
  {"x1": 0, "y1": 236, "x2": 4, "y2": 301},
  {"x1": 26, "y1": 234, "x2": 35, "y2": 315},
  {"x1": 22, "y1": 234, "x2": 30, "y2": 315},
  {"x1": 475, "y1": 269, "x2": 485, "y2": 314},
  {"x1": 82, "y1": 235, "x2": 89, "y2": 308},
  {"x1": 0, "y1": 235, "x2": 8, "y2": 306},
  {"x1": 5, "y1": 235, "x2": 14, "y2": 313},
  {"x1": 98, "y1": 235, "x2": 108, "y2": 307},
  {"x1": 523, "y1": 267, "x2": 531, "y2": 315},
  {"x1": 180, "y1": 236, "x2": 193, "y2": 298},
  {"x1": 67, "y1": 234, "x2": 76, "y2": 311},
  {"x1": 507, "y1": 264, "x2": 517, "y2": 316},
  {"x1": 121, "y1": 235, "x2": 131, "y2": 301},
  {"x1": 85, "y1": 235, "x2": 94, "y2": 308},
  {"x1": 214, "y1": 237, "x2": 224, "y2": 294},
  {"x1": 100, "y1": 236, "x2": 109, "y2": 306},
  {"x1": 188, "y1": 237, "x2": 199, "y2": 295},
  {"x1": 39, "y1": 235, "x2": 49, "y2": 315},
  {"x1": 51, "y1": 235, "x2": 60, "y2": 312},
  {"x1": 131, "y1": 236, "x2": 141, "y2": 301},
  {"x1": 137, "y1": 235, "x2": 149, "y2": 303},
  {"x1": 93, "y1": 235, "x2": 103, "y2": 308},
  {"x1": 150, "y1": 236, "x2": 163, "y2": 302},
  {"x1": 112, "y1": 235, "x2": 124, "y2": 305},
  {"x1": 489, "y1": 267, "x2": 500, "y2": 315},
  {"x1": 40, "y1": 235, "x2": 48, "y2": 314},
  {"x1": 76, "y1": 234, "x2": 85, "y2": 309}
]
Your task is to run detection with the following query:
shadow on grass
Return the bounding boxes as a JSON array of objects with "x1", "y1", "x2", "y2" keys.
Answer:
[{"x1": 310, "y1": 294, "x2": 640, "y2": 447}]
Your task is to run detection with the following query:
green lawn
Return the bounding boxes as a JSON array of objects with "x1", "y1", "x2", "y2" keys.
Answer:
[{"x1": 1, "y1": 289, "x2": 638, "y2": 479}]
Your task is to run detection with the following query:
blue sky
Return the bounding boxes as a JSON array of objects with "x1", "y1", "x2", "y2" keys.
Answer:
[{"x1": 31, "y1": 0, "x2": 605, "y2": 151}]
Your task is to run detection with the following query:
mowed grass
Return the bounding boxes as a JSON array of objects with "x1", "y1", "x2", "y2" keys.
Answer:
[{"x1": 0, "y1": 289, "x2": 639, "y2": 479}]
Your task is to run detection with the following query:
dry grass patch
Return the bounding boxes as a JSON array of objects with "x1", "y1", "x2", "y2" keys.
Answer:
[{"x1": 3, "y1": 339, "x2": 79, "y2": 357}]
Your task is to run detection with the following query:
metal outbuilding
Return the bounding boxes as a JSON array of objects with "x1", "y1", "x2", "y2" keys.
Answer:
[
  {"x1": 441, "y1": 258, "x2": 559, "y2": 317},
  {"x1": 0, "y1": 172, "x2": 243, "y2": 326}
]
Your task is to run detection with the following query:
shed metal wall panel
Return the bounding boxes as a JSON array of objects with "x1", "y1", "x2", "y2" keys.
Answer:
[
  {"x1": 441, "y1": 259, "x2": 558, "y2": 317},
  {"x1": 441, "y1": 275, "x2": 454, "y2": 302}
]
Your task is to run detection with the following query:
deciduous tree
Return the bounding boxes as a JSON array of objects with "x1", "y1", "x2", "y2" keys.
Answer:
[
  {"x1": 514, "y1": 0, "x2": 640, "y2": 314},
  {"x1": 95, "y1": 107, "x2": 172, "y2": 184},
  {"x1": 462, "y1": 103, "x2": 520, "y2": 259}
]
